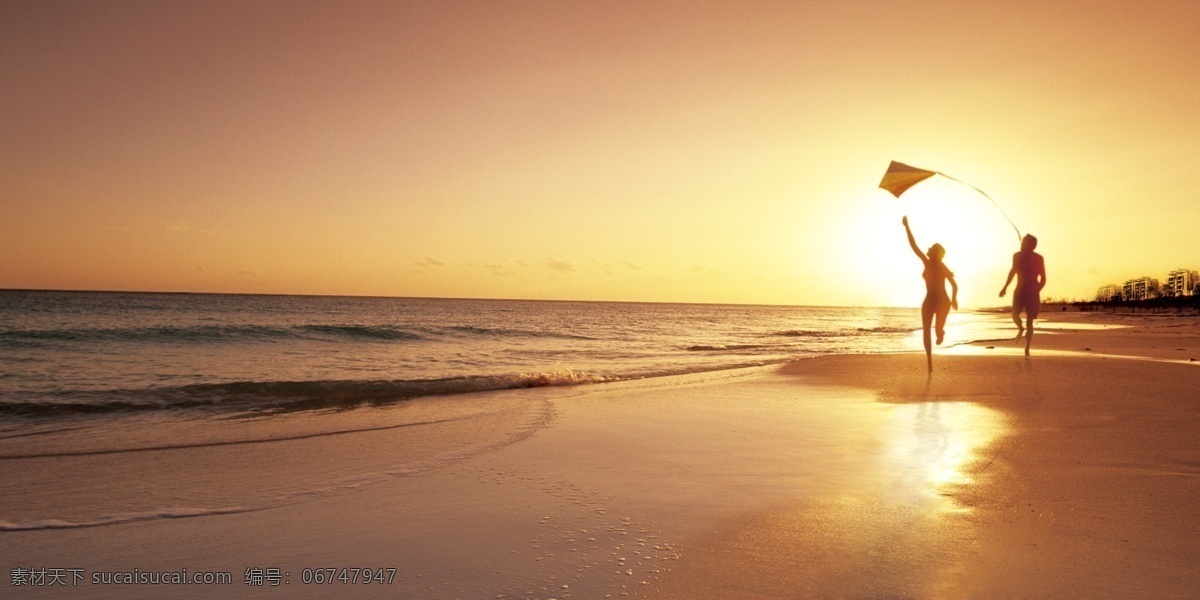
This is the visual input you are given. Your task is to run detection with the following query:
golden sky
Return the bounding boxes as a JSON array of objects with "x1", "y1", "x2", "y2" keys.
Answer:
[{"x1": 2, "y1": 1, "x2": 1197, "y2": 306}]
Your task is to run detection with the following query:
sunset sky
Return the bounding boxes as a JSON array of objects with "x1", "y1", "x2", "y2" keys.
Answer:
[{"x1": 3, "y1": 1, "x2": 1198, "y2": 307}]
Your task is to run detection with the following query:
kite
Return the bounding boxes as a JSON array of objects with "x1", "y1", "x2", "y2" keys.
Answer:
[{"x1": 879, "y1": 160, "x2": 1022, "y2": 241}]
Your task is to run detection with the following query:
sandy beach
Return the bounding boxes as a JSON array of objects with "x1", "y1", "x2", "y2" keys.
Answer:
[
  {"x1": 6, "y1": 311, "x2": 1200, "y2": 599},
  {"x1": 7, "y1": 2, "x2": 1200, "y2": 598}
]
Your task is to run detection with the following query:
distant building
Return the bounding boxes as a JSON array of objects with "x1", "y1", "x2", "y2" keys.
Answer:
[
  {"x1": 1164, "y1": 269, "x2": 1199, "y2": 297},
  {"x1": 1122, "y1": 277, "x2": 1160, "y2": 301},
  {"x1": 1095, "y1": 284, "x2": 1122, "y2": 302}
]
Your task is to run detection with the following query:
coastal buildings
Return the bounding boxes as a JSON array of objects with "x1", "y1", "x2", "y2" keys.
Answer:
[
  {"x1": 1122, "y1": 277, "x2": 1161, "y2": 301},
  {"x1": 1165, "y1": 269, "x2": 1199, "y2": 297},
  {"x1": 1096, "y1": 267, "x2": 1198, "y2": 301},
  {"x1": 1095, "y1": 284, "x2": 1122, "y2": 302}
]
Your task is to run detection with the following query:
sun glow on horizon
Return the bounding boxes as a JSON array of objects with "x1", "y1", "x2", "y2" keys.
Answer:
[
  {"x1": 2, "y1": 2, "x2": 1198, "y2": 304},
  {"x1": 856, "y1": 176, "x2": 1019, "y2": 309}
]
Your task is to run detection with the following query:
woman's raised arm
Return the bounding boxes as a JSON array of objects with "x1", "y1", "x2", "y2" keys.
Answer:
[{"x1": 902, "y1": 216, "x2": 927, "y2": 262}]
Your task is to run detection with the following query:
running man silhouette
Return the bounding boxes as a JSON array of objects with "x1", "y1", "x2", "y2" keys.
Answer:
[
  {"x1": 903, "y1": 217, "x2": 958, "y2": 373},
  {"x1": 999, "y1": 234, "x2": 1046, "y2": 356}
]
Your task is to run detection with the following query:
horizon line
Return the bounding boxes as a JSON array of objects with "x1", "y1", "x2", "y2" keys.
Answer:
[{"x1": 0, "y1": 286, "x2": 994, "y2": 311}]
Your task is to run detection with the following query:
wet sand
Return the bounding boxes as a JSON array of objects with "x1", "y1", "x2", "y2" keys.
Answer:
[
  {"x1": 653, "y1": 352, "x2": 1200, "y2": 598},
  {"x1": 5, "y1": 313, "x2": 1200, "y2": 598},
  {"x1": 652, "y1": 311, "x2": 1200, "y2": 598},
  {"x1": 979, "y1": 308, "x2": 1200, "y2": 362}
]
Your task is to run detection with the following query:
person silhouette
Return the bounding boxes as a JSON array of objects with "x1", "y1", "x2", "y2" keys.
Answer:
[
  {"x1": 903, "y1": 216, "x2": 958, "y2": 372},
  {"x1": 1000, "y1": 234, "x2": 1046, "y2": 356}
]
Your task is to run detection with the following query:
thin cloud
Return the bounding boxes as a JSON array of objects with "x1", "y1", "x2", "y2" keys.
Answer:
[
  {"x1": 102, "y1": 221, "x2": 223, "y2": 234},
  {"x1": 485, "y1": 264, "x2": 516, "y2": 276},
  {"x1": 417, "y1": 255, "x2": 445, "y2": 267},
  {"x1": 546, "y1": 256, "x2": 576, "y2": 273},
  {"x1": 622, "y1": 261, "x2": 642, "y2": 271}
]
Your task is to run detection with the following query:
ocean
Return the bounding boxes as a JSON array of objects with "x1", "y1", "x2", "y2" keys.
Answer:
[
  {"x1": 0, "y1": 290, "x2": 998, "y2": 530},
  {"x1": 0, "y1": 290, "x2": 946, "y2": 417}
]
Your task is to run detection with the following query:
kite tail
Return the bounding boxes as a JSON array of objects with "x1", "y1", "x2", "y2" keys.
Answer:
[{"x1": 936, "y1": 171, "x2": 1023, "y2": 242}]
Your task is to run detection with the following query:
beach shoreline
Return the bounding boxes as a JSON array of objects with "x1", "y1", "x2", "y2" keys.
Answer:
[
  {"x1": 4, "y1": 312, "x2": 1200, "y2": 598},
  {"x1": 966, "y1": 309, "x2": 1200, "y2": 363}
]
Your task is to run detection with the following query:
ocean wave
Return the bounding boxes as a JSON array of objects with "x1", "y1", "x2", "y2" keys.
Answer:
[
  {"x1": 0, "y1": 371, "x2": 621, "y2": 418},
  {"x1": 0, "y1": 322, "x2": 604, "y2": 346},
  {"x1": 854, "y1": 325, "x2": 918, "y2": 334},
  {"x1": 0, "y1": 324, "x2": 425, "y2": 345},
  {"x1": 770, "y1": 326, "x2": 916, "y2": 337},
  {"x1": 771, "y1": 330, "x2": 831, "y2": 337},
  {"x1": 297, "y1": 324, "x2": 423, "y2": 341},
  {"x1": 446, "y1": 325, "x2": 599, "y2": 340},
  {"x1": 685, "y1": 343, "x2": 774, "y2": 352}
]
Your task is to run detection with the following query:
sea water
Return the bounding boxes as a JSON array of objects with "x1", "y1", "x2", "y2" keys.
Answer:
[
  {"x1": 0, "y1": 290, "x2": 1000, "y2": 529},
  {"x1": 0, "y1": 290, "x2": 1014, "y2": 420}
]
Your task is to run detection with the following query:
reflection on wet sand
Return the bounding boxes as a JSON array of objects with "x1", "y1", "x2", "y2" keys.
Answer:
[
  {"x1": 651, "y1": 382, "x2": 1008, "y2": 600},
  {"x1": 882, "y1": 401, "x2": 1006, "y2": 513}
]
